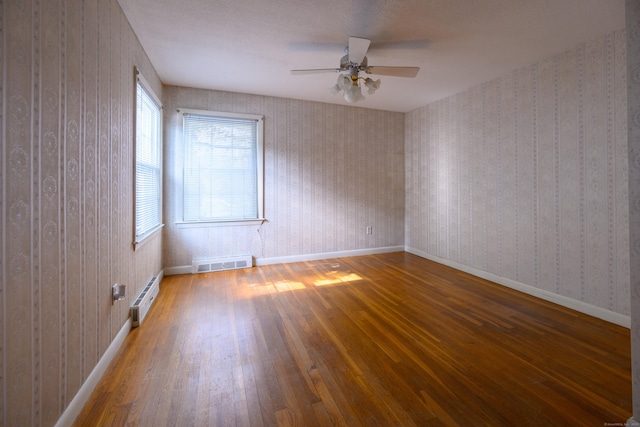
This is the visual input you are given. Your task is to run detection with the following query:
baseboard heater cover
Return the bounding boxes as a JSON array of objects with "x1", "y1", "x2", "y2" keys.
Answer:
[
  {"x1": 131, "y1": 275, "x2": 160, "y2": 327},
  {"x1": 191, "y1": 255, "x2": 253, "y2": 274}
]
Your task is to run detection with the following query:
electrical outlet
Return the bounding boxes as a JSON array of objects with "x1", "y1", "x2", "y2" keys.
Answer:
[
  {"x1": 366, "y1": 226, "x2": 372, "y2": 235},
  {"x1": 112, "y1": 283, "x2": 126, "y2": 303}
]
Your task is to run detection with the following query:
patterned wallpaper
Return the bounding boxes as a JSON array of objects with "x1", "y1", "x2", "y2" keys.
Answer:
[
  {"x1": 405, "y1": 29, "x2": 630, "y2": 316},
  {"x1": 1, "y1": 1, "x2": 162, "y2": 425},
  {"x1": 626, "y1": 0, "x2": 640, "y2": 420},
  {"x1": 162, "y1": 87, "x2": 406, "y2": 268}
]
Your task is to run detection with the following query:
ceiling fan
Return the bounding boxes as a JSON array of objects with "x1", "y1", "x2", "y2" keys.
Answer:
[{"x1": 291, "y1": 37, "x2": 420, "y2": 103}]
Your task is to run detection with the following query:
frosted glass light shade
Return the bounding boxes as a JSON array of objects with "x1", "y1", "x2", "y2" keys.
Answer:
[
  {"x1": 344, "y1": 85, "x2": 364, "y2": 103},
  {"x1": 365, "y1": 78, "x2": 381, "y2": 94},
  {"x1": 337, "y1": 74, "x2": 352, "y2": 90}
]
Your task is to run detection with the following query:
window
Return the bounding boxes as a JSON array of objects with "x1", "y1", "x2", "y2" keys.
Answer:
[
  {"x1": 134, "y1": 69, "x2": 162, "y2": 246},
  {"x1": 178, "y1": 108, "x2": 264, "y2": 224}
]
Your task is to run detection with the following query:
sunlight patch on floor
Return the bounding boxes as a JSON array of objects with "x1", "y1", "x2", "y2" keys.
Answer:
[
  {"x1": 314, "y1": 273, "x2": 362, "y2": 287},
  {"x1": 248, "y1": 279, "x2": 306, "y2": 294},
  {"x1": 246, "y1": 272, "x2": 363, "y2": 294}
]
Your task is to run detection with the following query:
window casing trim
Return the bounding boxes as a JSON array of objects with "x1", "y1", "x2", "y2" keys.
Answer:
[
  {"x1": 133, "y1": 68, "x2": 164, "y2": 249},
  {"x1": 174, "y1": 219, "x2": 266, "y2": 228},
  {"x1": 175, "y1": 108, "x2": 265, "y2": 225}
]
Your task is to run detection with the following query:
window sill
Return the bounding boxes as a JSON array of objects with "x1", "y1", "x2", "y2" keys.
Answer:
[
  {"x1": 133, "y1": 224, "x2": 164, "y2": 251},
  {"x1": 175, "y1": 219, "x2": 266, "y2": 228}
]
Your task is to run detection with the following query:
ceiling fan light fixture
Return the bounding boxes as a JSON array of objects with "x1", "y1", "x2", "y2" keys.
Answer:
[
  {"x1": 331, "y1": 72, "x2": 376, "y2": 103},
  {"x1": 294, "y1": 37, "x2": 419, "y2": 105}
]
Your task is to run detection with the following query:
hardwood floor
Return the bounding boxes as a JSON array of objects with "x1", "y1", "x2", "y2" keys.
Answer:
[{"x1": 73, "y1": 252, "x2": 631, "y2": 426}]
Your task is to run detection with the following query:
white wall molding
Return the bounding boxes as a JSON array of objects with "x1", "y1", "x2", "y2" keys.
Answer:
[
  {"x1": 164, "y1": 265, "x2": 192, "y2": 276},
  {"x1": 163, "y1": 246, "x2": 405, "y2": 275},
  {"x1": 55, "y1": 318, "x2": 132, "y2": 427},
  {"x1": 406, "y1": 247, "x2": 631, "y2": 328},
  {"x1": 256, "y1": 246, "x2": 405, "y2": 266}
]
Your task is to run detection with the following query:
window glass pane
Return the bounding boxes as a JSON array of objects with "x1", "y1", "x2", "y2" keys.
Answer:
[
  {"x1": 135, "y1": 79, "x2": 162, "y2": 242},
  {"x1": 182, "y1": 113, "x2": 260, "y2": 221}
]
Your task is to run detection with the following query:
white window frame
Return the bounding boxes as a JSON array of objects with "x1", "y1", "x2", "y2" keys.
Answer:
[
  {"x1": 133, "y1": 68, "x2": 163, "y2": 248},
  {"x1": 175, "y1": 108, "x2": 265, "y2": 227}
]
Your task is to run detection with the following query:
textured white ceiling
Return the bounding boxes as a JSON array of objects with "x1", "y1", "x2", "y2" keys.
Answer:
[{"x1": 118, "y1": 0, "x2": 625, "y2": 112}]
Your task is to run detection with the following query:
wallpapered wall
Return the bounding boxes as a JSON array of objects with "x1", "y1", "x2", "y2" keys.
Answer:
[
  {"x1": 625, "y1": 0, "x2": 640, "y2": 420},
  {"x1": 405, "y1": 29, "x2": 630, "y2": 316},
  {"x1": 1, "y1": 1, "x2": 162, "y2": 425},
  {"x1": 162, "y1": 87, "x2": 406, "y2": 268}
]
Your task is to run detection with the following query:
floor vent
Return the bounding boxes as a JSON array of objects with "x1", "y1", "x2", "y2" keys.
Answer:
[
  {"x1": 131, "y1": 276, "x2": 160, "y2": 328},
  {"x1": 191, "y1": 255, "x2": 253, "y2": 274}
]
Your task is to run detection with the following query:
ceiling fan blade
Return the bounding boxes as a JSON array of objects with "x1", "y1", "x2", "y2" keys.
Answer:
[
  {"x1": 348, "y1": 37, "x2": 371, "y2": 64},
  {"x1": 365, "y1": 66, "x2": 420, "y2": 78},
  {"x1": 290, "y1": 68, "x2": 340, "y2": 75},
  {"x1": 369, "y1": 39, "x2": 431, "y2": 50}
]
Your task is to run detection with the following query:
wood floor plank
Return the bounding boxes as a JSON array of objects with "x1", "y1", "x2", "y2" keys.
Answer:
[{"x1": 72, "y1": 252, "x2": 632, "y2": 426}]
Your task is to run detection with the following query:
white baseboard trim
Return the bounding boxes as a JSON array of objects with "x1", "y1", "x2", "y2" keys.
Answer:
[
  {"x1": 163, "y1": 246, "x2": 406, "y2": 275},
  {"x1": 55, "y1": 317, "x2": 132, "y2": 427},
  {"x1": 156, "y1": 269, "x2": 165, "y2": 285},
  {"x1": 256, "y1": 246, "x2": 405, "y2": 266},
  {"x1": 406, "y1": 247, "x2": 630, "y2": 328},
  {"x1": 164, "y1": 265, "x2": 191, "y2": 275}
]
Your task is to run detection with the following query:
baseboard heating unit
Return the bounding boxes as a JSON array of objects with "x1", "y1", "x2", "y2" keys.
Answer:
[
  {"x1": 131, "y1": 275, "x2": 160, "y2": 327},
  {"x1": 191, "y1": 255, "x2": 253, "y2": 274}
]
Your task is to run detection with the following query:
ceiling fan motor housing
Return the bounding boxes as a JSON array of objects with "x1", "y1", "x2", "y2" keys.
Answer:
[{"x1": 340, "y1": 54, "x2": 368, "y2": 73}]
